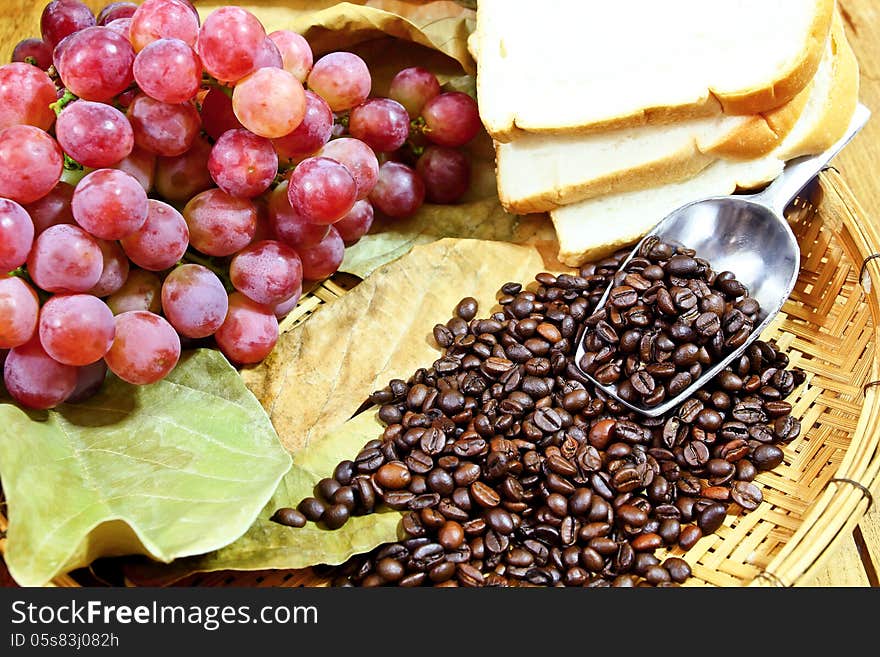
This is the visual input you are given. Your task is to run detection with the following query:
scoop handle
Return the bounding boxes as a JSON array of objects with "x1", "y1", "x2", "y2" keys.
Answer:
[{"x1": 750, "y1": 104, "x2": 870, "y2": 215}]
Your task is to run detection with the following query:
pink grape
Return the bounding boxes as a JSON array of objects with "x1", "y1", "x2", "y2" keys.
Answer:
[
  {"x1": 349, "y1": 98, "x2": 410, "y2": 152},
  {"x1": 318, "y1": 137, "x2": 379, "y2": 200},
  {"x1": 288, "y1": 156, "x2": 357, "y2": 225},
  {"x1": 370, "y1": 161, "x2": 425, "y2": 218},
  {"x1": 208, "y1": 129, "x2": 278, "y2": 199},
  {"x1": 334, "y1": 199, "x2": 374, "y2": 244},
  {"x1": 113, "y1": 145, "x2": 157, "y2": 192},
  {"x1": 272, "y1": 90, "x2": 333, "y2": 161},
  {"x1": 214, "y1": 292, "x2": 279, "y2": 365},
  {"x1": 254, "y1": 38, "x2": 283, "y2": 70},
  {"x1": 27, "y1": 224, "x2": 103, "y2": 294},
  {"x1": 12, "y1": 39, "x2": 54, "y2": 70},
  {"x1": 104, "y1": 311, "x2": 180, "y2": 384},
  {"x1": 67, "y1": 360, "x2": 108, "y2": 403},
  {"x1": 161, "y1": 264, "x2": 229, "y2": 338},
  {"x1": 127, "y1": 93, "x2": 201, "y2": 157},
  {"x1": 183, "y1": 189, "x2": 257, "y2": 256},
  {"x1": 4, "y1": 337, "x2": 77, "y2": 409},
  {"x1": 200, "y1": 87, "x2": 244, "y2": 141},
  {"x1": 416, "y1": 146, "x2": 471, "y2": 203},
  {"x1": 0, "y1": 126, "x2": 62, "y2": 204},
  {"x1": 389, "y1": 67, "x2": 441, "y2": 117},
  {"x1": 0, "y1": 199, "x2": 34, "y2": 272},
  {"x1": 307, "y1": 52, "x2": 371, "y2": 112},
  {"x1": 0, "y1": 277, "x2": 39, "y2": 349},
  {"x1": 89, "y1": 239, "x2": 129, "y2": 297},
  {"x1": 298, "y1": 225, "x2": 345, "y2": 280},
  {"x1": 26, "y1": 182, "x2": 75, "y2": 235},
  {"x1": 105, "y1": 17, "x2": 132, "y2": 38},
  {"x1": 72, "y1": 168, "x2": 148, "y2": 240},
  {"x1": 97, "y1": 2, "x2": 137, "y2": 26},
  {"x1": 269, "y1": 30, "x2": 312, "y2": 82},
  {"x1": 232, "y1": 68, "x2": 306, "y2": 139},
  {"x1": 423, "y1": 92, "x2": 481, "y2": 147},
  {"x1": 268, "y1": 181, "x2": 329, "y2": 249},
  {"x1": 0, "y1": 63, "x2": 58, "y2": 131},
  {"x1": 39, "y1": 294, "x2": 115, "y2": 366},
  {"x1": 55, "y1": 100, "x2": 134, "y2": 168},
  {"x1": 198, "y1": 7, "x2": 265, "y2": 82},
  {"x1": 134, "y1": 38, "x2": 202, "y2": 104},
  {"x1": 41, "y1": 0, "x2": 96, "y2": 50},
  {"x1": 230, "y1": 240, "x2": 303, "y2": 306},
  {"x1": 155, "y1": 135, "x2": 213, "y2": 202},
  {"x1": 273, "y1": 285, "x2": 302, "y2": 318},
  {"x1": 55, "y1": 26, "x2": 135, "y2": 102},
  {"x1": 129, "y1": 0, "x2": 199, "y2": 52},
  {"x1": 107, "y1": 269, "x2": 161, "y2": 314},
  {"x1": 120, "y1": 199, "x2": 189, "y2": 271}
]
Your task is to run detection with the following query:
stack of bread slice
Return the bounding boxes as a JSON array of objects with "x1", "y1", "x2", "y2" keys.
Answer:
[{"x1": 473, "y1": 0, "x2": 859, "y2": 266}]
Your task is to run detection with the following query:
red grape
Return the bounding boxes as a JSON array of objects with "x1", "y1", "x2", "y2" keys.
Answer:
[
  {"x1": 25, "y1": 182, "x2": 75, "y2": 235},
  {"x1": 230, "y1": 240, "x2": 303, "y2": 306},
  {"x1": 318, "y1": 137, "x2": 379, "y2": 200},
  {"x1": 134, "y1": 38, "x2": 202, "y2": 104},
  {"x1": 27, "y1": 224, "x2": 103, "y2": 293},
  {"x1": 416, "y1": 146, "x2": 471, "y2": 204},
  {"x1": 105, "y1": 17, "x2": 131, "y2": 39},
  {"x1": 214, "y1": 292, "x2": 279, "y2": 365},
  {"x1": 112, "y1": 145, "x2": 156, "y2": 193},
  {"x1": 104, "y1": 310, "x2": 181, "y2": 385},
  {"x1": 39, "y1": 293, "x2": 115, "y2": 366},
  {"x1": 67, "y1": 360, "x2": 108, "y2": 403},
  {"x1": 334, "y1": 199, "x2": 374, "y2": 244},
  {"x1": 269, "y1": 30, "x2": 312, "y2": 82},
  {"x1": 349, "y1": 98, "x2": 410, "y2": 152},
  {"x1": 389, "y1": 67, "x2": 441, "y2": 117},
  {"x1": 41, "y1": 0, "x2": 96, "y2": 50},
  {"x1": 273, "y1": 285, "x2": 302, "y2": 318},
  {"x1": 89, "y1": 239, "x2": 129, "y2": 297},
  {"x1": 273, "y1": 90, "x2": 333, "y2": 161},
  {"x1": 107, "y1": 269, "x2": 161, "y2": 314},
  {"x1": 298, "y1": 225, "x2": 345, "y2": 280},
  {"x1": 72, "y1": 168, "x2": 148, "y2": 240},
  {"x1": 12, "y1": 38, "x2": 54, "y2": 70},
  {"x1": 155, "y1": 135, "x2": 213, "y2": 202},
  {"x1": 0, "y1": 199, "x2": 34, "y2": 272},
  {"x1": 127, "y1": 93, "x2": 201, "y2": 157},
  {"x1": 4, "y1": 336, "x2": 77, "y2": 409},
  {"x1": 183, "y1": 188, "x2": 257, "y2": 256},
  {"x1": 370, "y1": 161, "x2": 425, "y2": 218},
  {"x1": 97, "y1": 2, "x2": 137, "y2": 26},
  {"x1": 0, "y1": 125, "x2": 63, "y2": 204},
  {"x1": 120, "y1": 199, "x2": 189, "y2": 271},
  {"x1": 232, "y1": 67, "x2": 306, "y2": 139},
  {"x1": 422, "y1": 92, "x2": 481, "y2": 147},
  {"x1": 198, "y1": 6, "x2": 265, "y2": 82},
  {"x1": 0, "y1": 63, "x2": 57, "y2": 131},
  {"x1": 254, "y1": 37, "x2": 283, "y2": 70},
  {"x1": 268, "y1": 181, "x2": 329, "y2": 249},
  {"x1": 307, "y1": 52, "x2": 371, "y2": 112},
  {"x1": 288, "y1": 156, "x2": 357, "y2": 225},
  {"x1": 0, "y1": 276, "x2": 39, "y2": 349},
  {"x1": 130, "y1": 0, "x2": 199, "y2": 52},
  {"x1": 55, "y1": 100, "x2": 134, "y2": 168},
  {"x1": 200, "y1": 87, "x2": 244, "y2": 141},
  {"x1": 208, "y1": 129, "x2": 278, "y2": 199},
  {"x1": 55, "y1": 26, "x2": 135, "y2": 102},
  {"x1": 161, "y1": 264, "x2": 229, "y2": 338}
]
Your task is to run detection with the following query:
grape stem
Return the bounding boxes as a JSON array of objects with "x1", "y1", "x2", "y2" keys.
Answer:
[
  {"x1": 50, "y1": 89, "x2": 78, "y2": 116},
  {"x1": 180, "y1": 250, "x2": 235, "y2": 292},
  {"x1": 201, "y1": 74, "x2": 233, "y2": 98}
]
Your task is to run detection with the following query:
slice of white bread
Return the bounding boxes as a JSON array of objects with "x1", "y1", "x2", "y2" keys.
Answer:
[
  {"x1": 549, "y1": 11, "x2": 858, "y2": 267},
  {"x1": 494, "y1": 59, "x2": 818, "y2": 215},
  {"x1": 476, "y1": 0, "x2": 834, "y2": 142}
]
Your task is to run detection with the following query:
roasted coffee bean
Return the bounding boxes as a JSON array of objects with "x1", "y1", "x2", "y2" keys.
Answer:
[
  {"x1": 271, "y1": 508, "x2": 307, "y2": 528},
  {"x1": 730, "y1": 481, "x2": 763, "y2": 511},
  {"x1": 456, "y1": 296, "x2": 478, "y2": 321},
  {"x1": 332, "y1": 486, "x2": 357, "y2": 511},
  {"x1": 374, "y1": 461, "x2": 411, "y2": 490},
  {"x1": 664, "y1": 557, "x2": 691, "y2": 584},
  {"x1": 679, "y1": 524, "x2": 703, "y2": 550},
  {"x1": 774, "y1": 415, "x2": 801, "y2": 442},
  {"x1": 697, "y1": 502, "x2": 727, "y2": 534},
  {"x1": 470, "y1": 481, "x2": 501, "y2": 507},
  {"x1": 315, "y1": 477, "x2": 342, "y2": 502},
  {"x1": 322, "y1": 504, "x2": 350, "y2": 529},
  {"x1": 297, "y1": 497, "x2": 326, "y2": 522},
  {"x1": 753, "y1": 444, "x2": 785, "y2": 470},
  {"x1": 333, "y1": 460, "x2": 355, "y2": 486},
  {"x1": 668, "y1": 372, "x2": 693, "y2": 395}
]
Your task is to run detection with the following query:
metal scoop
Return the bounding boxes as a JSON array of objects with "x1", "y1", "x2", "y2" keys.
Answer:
[{"x1": 576, "y1": 103, "x2": 871, "y2": 417}]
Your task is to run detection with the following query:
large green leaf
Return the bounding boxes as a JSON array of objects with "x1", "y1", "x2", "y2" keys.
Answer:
[{"x1": 0, "y1": 349, "x2": 292, "y2": 586}]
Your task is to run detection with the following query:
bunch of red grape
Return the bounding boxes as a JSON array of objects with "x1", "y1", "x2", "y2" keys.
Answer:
[{"x1": 0, "y1": 0, "x2": 482, "y2": 410}]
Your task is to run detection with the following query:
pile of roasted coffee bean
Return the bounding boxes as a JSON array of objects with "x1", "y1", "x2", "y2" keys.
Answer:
[
  {"x1": 272, "y1": 245, "x2": 803, "y2": 587},
  {"x1": 580, "y1": 237, "x2": 762, "y2": 408}
]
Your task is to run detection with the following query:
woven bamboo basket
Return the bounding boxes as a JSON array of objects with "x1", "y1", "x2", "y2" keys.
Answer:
[{"x1": 1, "y1": 170, "x2": 879, "y2": 587}]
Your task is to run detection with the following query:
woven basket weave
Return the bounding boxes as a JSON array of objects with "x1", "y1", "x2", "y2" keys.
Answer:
[{"x1": 1, "y1": 170, "x2": 878, "y2": 587}]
